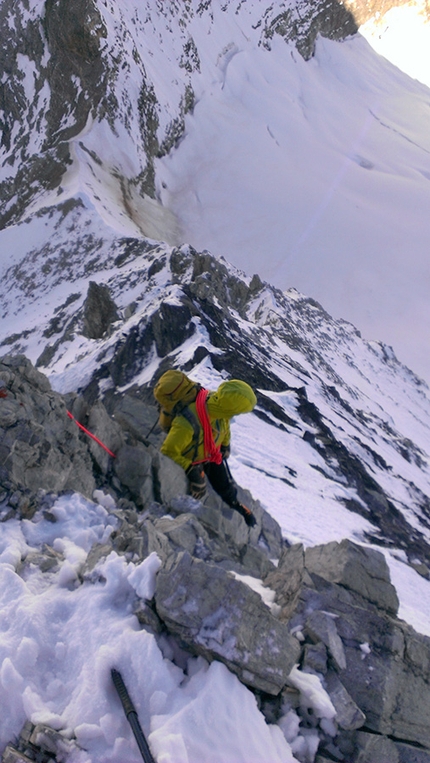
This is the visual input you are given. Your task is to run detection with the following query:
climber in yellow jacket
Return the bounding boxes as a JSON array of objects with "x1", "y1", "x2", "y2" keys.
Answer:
[{"x1": 154, "y1": 370, "x2": 257, "y2": 527}]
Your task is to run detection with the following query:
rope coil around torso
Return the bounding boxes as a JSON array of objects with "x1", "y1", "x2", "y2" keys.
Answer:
[{"x1": 194, "y1": 389, "x2": 223, "y2": 465}]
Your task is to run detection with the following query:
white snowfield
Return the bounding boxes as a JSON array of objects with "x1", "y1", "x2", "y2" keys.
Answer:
[{"x1": 155, "y1": 22, "x2": 430, "y2": 384}]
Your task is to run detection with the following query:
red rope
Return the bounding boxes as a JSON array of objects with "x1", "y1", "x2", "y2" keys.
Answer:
[
  {"x1": 195, "y1": 389, "x2": 222, "y2": 465},
  {"x1": 67, "y1": 410, "x2": 116, "y2": 458}
]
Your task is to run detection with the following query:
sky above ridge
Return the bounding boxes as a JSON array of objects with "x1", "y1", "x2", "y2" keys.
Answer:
[{"x1": 361, "y1": 0, "x2": 430, "y2": 89}]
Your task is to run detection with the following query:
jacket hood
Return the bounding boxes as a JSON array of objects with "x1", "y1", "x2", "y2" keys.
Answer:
[{"x1": 207, "y1": 380, "x2": 256, "y2": 419}]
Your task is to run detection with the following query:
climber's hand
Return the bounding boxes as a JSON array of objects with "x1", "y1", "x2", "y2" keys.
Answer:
[{"x1": 221, "y1": 444, "x2": 230, "y2": 460}]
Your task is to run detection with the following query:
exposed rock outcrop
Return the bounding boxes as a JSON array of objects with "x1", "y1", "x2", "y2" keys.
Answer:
[
  {"x1": 0, "y1": 0, "x2": 108, "y2": 228},
  {"x1": 267, "y1": 542, "x2": 430, "y2": 757},
  {"x1": 0, "y1": 354, "x2": 279, "y2": 569},
  {"x1": 0, "y1": 355, "x2": 96, "y2": 512},
  {"x1": 82, "y1": 281, "x2": 119, "y2": 339},
  {"x1": 155, "y1": 549, "x2": 301, "y2": 694},
  {"x1": 305, "y1": 538, "x2": 400, "y2": 614}
]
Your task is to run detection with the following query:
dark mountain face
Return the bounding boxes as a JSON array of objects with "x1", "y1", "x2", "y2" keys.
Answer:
[{"x1": 0, "y1": 0, "x2": 107, "y2": 227}]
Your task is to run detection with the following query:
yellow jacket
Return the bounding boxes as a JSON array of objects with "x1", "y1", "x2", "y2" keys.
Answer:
[{"x1": 160, "y1": 379, "x2": 256, "y2": 471}]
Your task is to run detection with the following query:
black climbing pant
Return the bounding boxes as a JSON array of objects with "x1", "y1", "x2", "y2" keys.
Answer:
[{"x1": 203, "y1": 460, "x2": 238, "y2": 507}]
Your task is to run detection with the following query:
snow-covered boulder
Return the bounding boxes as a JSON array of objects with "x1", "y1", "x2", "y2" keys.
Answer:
[
  {"x1": 154, "y1": 550, "x2": 301, "y2": 695},
  {"x1": 268, "y1": 542, "x2": 430, "y2": 753}
]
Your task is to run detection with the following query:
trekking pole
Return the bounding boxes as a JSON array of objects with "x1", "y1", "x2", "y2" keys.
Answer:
[
  {"x1": 145, "y1": 418, "x2": 159, "y2": 439},
  {"x1": 111, "y1": 668, "x2": 156, "y2": 763},
  {"x1": 224, "y1": 458, "x2": 234, "y2": 482}
]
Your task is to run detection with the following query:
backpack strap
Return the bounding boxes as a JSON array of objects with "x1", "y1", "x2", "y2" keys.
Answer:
[{"x1": 175, "y1": 402, "x2": 201, "y2": 463}]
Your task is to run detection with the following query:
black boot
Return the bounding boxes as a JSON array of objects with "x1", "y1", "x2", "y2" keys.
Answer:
[{"x1": 232, "y1": 502, "x2": 257, "y2": 528}]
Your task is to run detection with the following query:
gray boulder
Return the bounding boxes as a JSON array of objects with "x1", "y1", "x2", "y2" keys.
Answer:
[
  {"x1": 110, "y1": 514, "x2": 172, "y2": 564},
  {"x1": 154, "y1": 550, "x2": 301, "y2": 694},
  {"x1": 236, "y1": 483, "x2": 284, "y2": 560},
  {"x1": 170, "y1": 491, "x2": 234, "y2": 537},
  {"x1": 354, "y1": 731, "x2": 400, "y2": 763},
  {"x1": 154, "y1": 450, "x2": 188, "y2": 505},
  {"x1": 152, "y1": 513, "x2": 231, "y2": 565},
  {"x1": 302, "y1": 642, "x2": 328, "y2": 675},
  {"x1": 263, "y1": 543, "x2": 308, "y2": 620},
  {"x1": 0, "y1": 355, "x2": 95, "y2": 504},
  {"x1": 395, "y1": 742, "x2": 430, "y2": 763},
  {"x1": 324, "y1": 673, "x2": 365, "y2": 731},
  {"x1": 263, "y1": 536, "x2": 430, "y2": 751},
  {"x1": 337, "y1": 608, "x2": 430, "y2": 747},
  {"x1": 288, "y1": 564, "x2": 430, "y2": 750},
  {"x1": 305, "y1": 539, "x2": 399, "y2": 615},
  {"x1": 305, "y1": 610, "x2": 346, "y2": 671},
  {"x1": 169, "y1": 492, "x2": 278, "y2": 577},
  {"x1": 113, "y1": 444, "x2": 154, "y2": 506},
  {"x1": 87, "y1": 400, "x2": 124, "y2": 473},
  {"x1": 112, "y1": 394, "x2": 161, "y2": 446}
]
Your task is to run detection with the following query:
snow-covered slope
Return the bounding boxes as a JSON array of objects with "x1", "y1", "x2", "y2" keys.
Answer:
[
  {"x1": 156, "y1": 31, "x2": 430, "y2": 382},
  {"x1": 361, "y1": 0, "x2": 430, "y2": 89},
  {"x1": 1, "y1": 0, "x2": 430, "y2": 380}
]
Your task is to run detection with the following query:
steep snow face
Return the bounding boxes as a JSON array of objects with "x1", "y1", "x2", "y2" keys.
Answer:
[
  {"x1": 1, "y1": 0, "x2": 430, "y2": 381},
  {"x1": 0, "y1": 0, "x2": 355, "y2": 234},
  {"x1": 156, "y1": 31, "x2": 430, "y2": 384},
  {"x1": 0, "y1": 0, "x2": 182, "y2": 238}
]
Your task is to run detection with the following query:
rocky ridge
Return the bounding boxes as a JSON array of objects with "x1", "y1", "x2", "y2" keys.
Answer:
[
  {"x1": 1, "y1": 355, "x2": 430, "y2": 763},
  {"x1": 2, "y1": 226, "x2": 430, "y2": 567}
]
